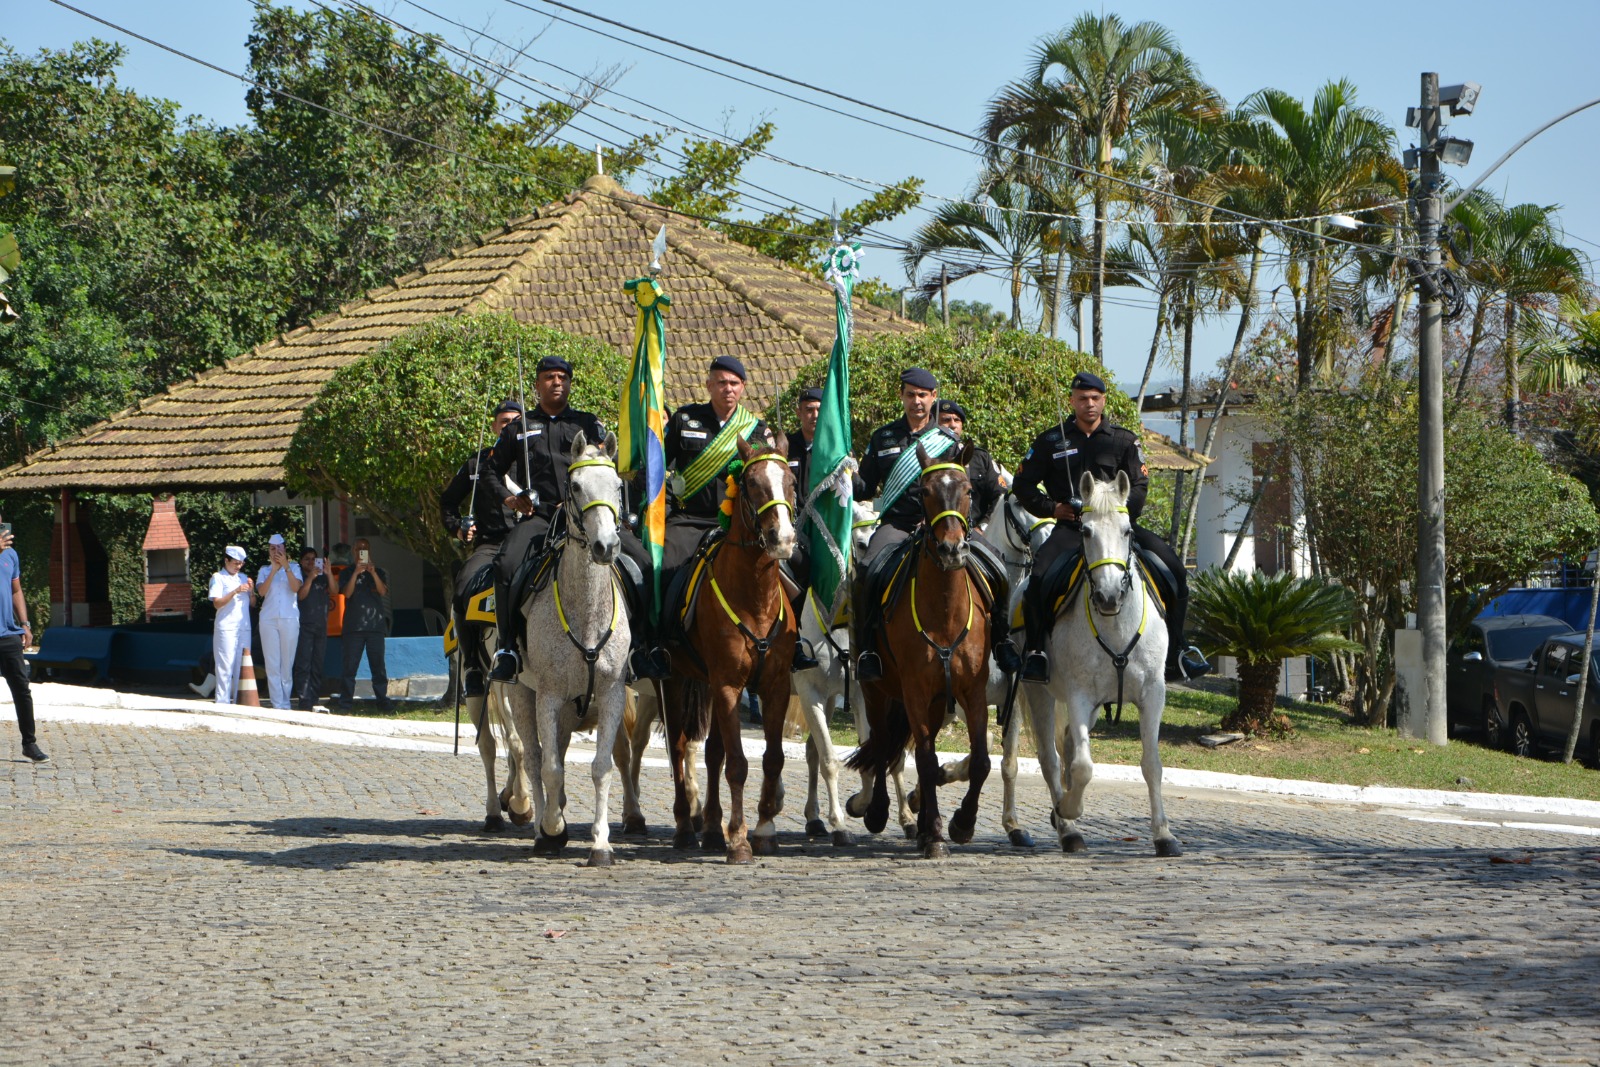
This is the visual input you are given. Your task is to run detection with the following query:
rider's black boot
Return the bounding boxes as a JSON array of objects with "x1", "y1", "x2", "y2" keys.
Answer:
[
  {"x1": 488, "y1": 578, "x2": 521, "y2": 682},
  {"x1": 1019, "y1": 593, "x2": 1050, "y2": 684}
]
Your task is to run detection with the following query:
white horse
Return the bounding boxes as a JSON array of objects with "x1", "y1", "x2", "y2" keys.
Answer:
[
  {"x1": 1033, "y1": 471, "x2": 1180, "y2": 856},
  {"x1": 793, "y1": 500, "x2": 877, "y2": 846},
  {"x1": 449, "y1": 613, "x2": 532, "y2": 832},
  {"x1": 506, "y1": 431, "x2": 632, "y2": 868}
]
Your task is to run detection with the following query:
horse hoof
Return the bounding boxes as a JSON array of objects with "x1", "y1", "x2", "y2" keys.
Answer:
[
  {"x1": 534, "y1": 829, "x2": 569, "y2": 855},
  {"x1": 1154, "y1": 838, "x2": 1184, "y2": 858},
  {"x1": 949, "y1": 817, "x2": 975, "y2": 845},
  {"x1": 844, "y1": 792, "x2": 867, "y2": 819},
  {"x1": 671, "y1": 830, "x2": 698, "y2": 850},
  {"x1": 1008, "y1": 829, "x2": 1036, "y2": 848},
  {"x1": 751, "y1": 835, "x2": 778, "y2": 857},
  {"x1": 923, "y1": 840, "x2": 950, "y2": 859},
  {"x1": 831, "y1": 829, "x2": 856, "y2": 848},
  {"x1": 1061, "y1": 833, "x2": 1087, "y2": 853},
  {"x1": 585, "y1": 849, "x2": 615, "y2": 868},
  {"x1": 622, "y1": 815, "x2": 648, "y2": 837},
  {"x1": 902, "y1": 822, "x2": 918, "y2": 840},
  {"x1": 691, "y1": 814, "x2": 705, "y2": 834},
  {"x1": 805, "y1": 818, "x2": 828, "y2": 838},
  {"x1": 508, "y1": 807, "x2": 533, "y2": 827},
  {"x1": 727, "y1": 844, "x2": 754, "y2": 865},
  {"x1": 482, "y1": 814, "x2": 505, "y2": 833},
  {"x1": 702, "y1": 831, "x2": 728, "y2": 854},
  {"x1": 865, "y1": 794, "x2": 889, "y2": 835}
]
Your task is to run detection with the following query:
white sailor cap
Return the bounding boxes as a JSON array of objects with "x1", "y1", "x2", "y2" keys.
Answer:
[{"x1": 225, "y1": 545, "x2": 246, "y2": 562}]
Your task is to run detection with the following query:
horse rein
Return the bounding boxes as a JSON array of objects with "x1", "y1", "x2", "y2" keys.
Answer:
[
  {"x1": 1079, "y1": 502, "x2": 1146, "y2": 712},
  {"x1": 547, "y1": 456, "x2": 624, "y2": 715}
]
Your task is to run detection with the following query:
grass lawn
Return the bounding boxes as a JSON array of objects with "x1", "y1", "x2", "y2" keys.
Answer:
[{"x1": 359, "y1": 686, "x2": 1600, "y2": 803}]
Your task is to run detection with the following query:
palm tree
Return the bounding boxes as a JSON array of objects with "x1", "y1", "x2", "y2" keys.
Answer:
[
  {"x1": 1189, "y1": 569, "x2": 1360, "y2": 735},
  {"x1": 1216, "y1": 80, "x2": 1405, "y2": 390},
  {"x1": 1448, "y1": 192, "x2": 1588, "y2": 428},
  {"x1": 903, "y1": 173, "x2": 1058, "y2": 329},
  {"x1": 1520, "y1": 293, "x2": 1600, "y2": 392},
  {"x1": 981, "y1": 13, "x2": 1220, "y2": 362}
]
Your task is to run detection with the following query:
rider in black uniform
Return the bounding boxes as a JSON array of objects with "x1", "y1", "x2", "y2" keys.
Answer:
[{"x1": 1011, "y1": 370, "x2": 1210, "y2": 684}]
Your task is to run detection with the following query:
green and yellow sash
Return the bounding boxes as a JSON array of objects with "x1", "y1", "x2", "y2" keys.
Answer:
[{"x1": 679, "y1": 406, "x2": 759, "y2": 498}]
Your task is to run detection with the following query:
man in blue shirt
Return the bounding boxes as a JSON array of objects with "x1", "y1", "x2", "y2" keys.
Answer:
[{"x1": 0, "y1": 527, "x2": 47, "y2": 762}]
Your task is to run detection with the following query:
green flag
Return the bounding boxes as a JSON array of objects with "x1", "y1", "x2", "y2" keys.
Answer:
[{"x1": 803, "y1": 240, "x2": 862, "y2": 620}]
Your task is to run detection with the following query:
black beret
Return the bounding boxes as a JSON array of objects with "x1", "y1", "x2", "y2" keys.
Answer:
[
  {"x1": 493, "y1": 397, "x2": 524, "y2": 416},
  {"x1": 900, "y1": 367, "x2": 938, "y2": 391},
  {"x1": 709, "y1": 355, "x2": 748, "y2": 381},
  {"x1": 535, "y1": 355, "x2": 573, "y2": 376},
  {"x1": 797, "y1": 387, "x2": 824, "y2": 404},
  {"x1": 1070, "y1": 370, "x2": 1107, "y2": 393},
  {"x1": 937, "y1": 399, "x2": 969, "y2": 422}
]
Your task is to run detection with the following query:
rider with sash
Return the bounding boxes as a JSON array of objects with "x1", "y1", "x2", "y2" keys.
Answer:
[
  {"x1": 852, "y1": 368, "x2": 1017, "y2": 682},
  {"x1": 1012, "y1": 370, "x2": 1211, "y2": 684},
  {"x1": 658, "y1": 355, "x2": 815, "y2": 673}
]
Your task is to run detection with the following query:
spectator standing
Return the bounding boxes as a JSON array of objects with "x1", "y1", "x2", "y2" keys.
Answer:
[
  {"x1": 0, "y1": 525, "x2": 47, "y2": 762},
  {"x1": 338, "y1": 537, "x2": 391, "y2": 711},
  {"x1": 292, "y1": 546, "x2": 331, "y2": 710},
  {"x1": 208, "y1": 546, "x2": 253, "y2": 704},
  {"x1": 255, "y1": 533, "x2": 302, "y2": 710}
]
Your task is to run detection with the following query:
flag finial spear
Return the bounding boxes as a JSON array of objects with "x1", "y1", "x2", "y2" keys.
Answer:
[{"x1": 649, "y1": 224, "x2": 667, "y2": 276}]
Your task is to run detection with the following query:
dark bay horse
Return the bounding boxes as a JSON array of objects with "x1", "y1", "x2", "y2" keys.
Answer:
[
  {"x1": 848, "y1": 442, "x2": 992, "y2": 858},
  {"x1": 658, "y1": 433, "x2": 799, "y2": 864}
]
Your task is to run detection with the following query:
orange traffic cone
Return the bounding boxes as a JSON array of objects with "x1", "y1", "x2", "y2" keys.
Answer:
[{"x1": 236, "y1": 646, "x2": 262, "y2": 707}]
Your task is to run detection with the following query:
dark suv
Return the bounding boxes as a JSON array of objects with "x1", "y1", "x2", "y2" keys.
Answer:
[{"x1": 1448, "y1": 613, "x2": 1574, "y2": 746}]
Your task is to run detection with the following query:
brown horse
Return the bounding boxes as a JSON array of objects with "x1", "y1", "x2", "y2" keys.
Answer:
[
  {"x1": 848, "y1": 442, "x2": 992, "y2": 858},
  {"x1": 658, "y1": 432, "x2": 799, "y2": 864}
]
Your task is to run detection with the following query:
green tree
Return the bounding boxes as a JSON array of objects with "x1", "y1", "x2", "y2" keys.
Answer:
[
  {"x1": 285, "y1": 315, "x2": 626, "y2": 605},
  {"x1": 982, "y1": 13, "x2": 1220, "y2": 362},
  {"x1": 1448, "y1": 192, "x2": 1587, "y2": 429},
  {"x1": 770, "y1": 327, "x2": 1131, "y2": 471},
  {"x1": 1215, "y1": 81, "x2": 1405, "y2": 390},
  {"x1": 1189, "y1": 569, "x2": 1360, "y2": 735}
]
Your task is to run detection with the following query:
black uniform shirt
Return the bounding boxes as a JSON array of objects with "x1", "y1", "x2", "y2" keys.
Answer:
[
  {"x1": 483, "y1": 405, "x2": 606, "y2": 521},
  {"x1": 440, "y1": 449, "x2": 514, "y2": 545},
  {"x1": 787, "y1": 431, "x2": 813, "y2": 499},
  {"x1": 856, "y1": 417, "x2": 960, "y2": 530},
  {"x1": 965, "y1": 445, "x2": 1006, "y2": 526},
  {"x1": 664, "y1": 402, "x2": 770, "y2": 520},
  {"x1": 1013, "y1": 417, "x2": 1148, "y2": 522}
]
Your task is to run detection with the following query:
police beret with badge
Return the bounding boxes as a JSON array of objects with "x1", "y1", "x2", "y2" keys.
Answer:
[
  {"x1": 708, "y1": 354, "x2": 748, "y2": 380},
  {"x1": 535, "y1": 355, "x2": 573, "y2": 376},
  {"x1": 493, "y1": 397, "x2": 524, "y2": 416},
  {"x1": 797, "y1": 387, "x2": 824, "y2": 404},
  {"x1": 900, "y1": 367, "x2": 938, "y2": 391},
  {"x1": 937, "y1": 399, "x2": 969, "y2": 422},
  {"x1": 1070, "y1": 370, "x2": 1107, "y2": 393}
]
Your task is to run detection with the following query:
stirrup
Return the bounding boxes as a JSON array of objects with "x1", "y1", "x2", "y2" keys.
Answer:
[
  {"x1": 791, "y1": 638, "x2": 820, "y2": 673},
  {"x1": 1168, "y1": 645, "x2": 1212, "y2": 683},
  {"x1": 488, "y1": 649, "x2": 521, "y2": 682},
  {"x1": 1021, "y1": 650, "x2": 1050, "y2": 684},
  {"x1": 856, "y1": 650, "x2": 884, "y2": 683},
  {"x1": 463, "y1": 667, "x2": 486, "y2": 697},
  {"x1": 629, "y1": 645, "x2": 669, "y2": 681},
  {"x1": 993, "y1": 638, "x2": 1022, "y2": 675}
]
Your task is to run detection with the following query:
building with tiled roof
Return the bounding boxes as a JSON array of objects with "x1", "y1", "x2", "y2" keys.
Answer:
[{"x1": 0, "y1": 173, "x2": 917, "y2": 496}]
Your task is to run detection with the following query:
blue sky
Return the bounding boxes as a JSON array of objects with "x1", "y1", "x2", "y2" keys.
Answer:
[{"x1": 8, "y1": 0, "x2": 1600, "y2": 393}]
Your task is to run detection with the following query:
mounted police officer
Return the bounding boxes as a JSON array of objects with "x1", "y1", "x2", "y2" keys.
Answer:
[
  {"x1": 439, "y1": 397, "x2": 522, "y2": 694},
  {"x1": 787, "y1": 386, "x2": 823, "y2": 498},
  {"x1": 657, "y1": 355, "x2": 814, "y2": 672},
  {"x1": 936, "y1": 399, "x2": 1006, "y2": 525},
  {"x1": 1012, "y1": 370, "x2": 1210, "y2": 684},
  {"x1": 480, "y1": 354, "x2": 605, "y2": 682},
  {"x1": 852, "y1": 368, "x2": 1017, "y2": 683}
]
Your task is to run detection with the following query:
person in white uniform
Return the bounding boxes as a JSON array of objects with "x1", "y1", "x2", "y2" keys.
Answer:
[
  {"x1": 208, "y1": 545, "x2": 254, "y2": 705},
  {"x1": 255, "y1": 533, "x2": 303, "y2": 710}
]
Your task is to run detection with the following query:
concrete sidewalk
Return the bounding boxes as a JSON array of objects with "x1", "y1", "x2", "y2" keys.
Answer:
[{"x1": 13, "y1": 680, "x2": 1600, "y2": 829}]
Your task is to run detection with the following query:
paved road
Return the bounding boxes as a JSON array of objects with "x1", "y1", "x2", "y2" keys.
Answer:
[{"x1": 3, "y1": 721, "x2": 1598, "y2": 1065}]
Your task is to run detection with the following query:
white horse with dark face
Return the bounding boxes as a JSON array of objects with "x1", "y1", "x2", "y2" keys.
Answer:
[
  {"x1": 1033, "y1": 471, "x2": 1179, "y2": 856},
  {"x1": 505, "y1": 431, "x2": 632, "y2": 868}
]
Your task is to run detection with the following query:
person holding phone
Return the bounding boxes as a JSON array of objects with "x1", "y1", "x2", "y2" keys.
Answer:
[
  {"x1": 337, "y1": 538, "x2": 391, "y2": 711},
  {"x1": 0, "y1": 522, "x2": 47, "y2": 761},
  {"x1": 208, "y1": 545, "x2": 254, "y2": 704},
  {"x1": 254, "y1": 533, "x2": 302, "y2": 710},
  {"x1": 292, "y1": 546, "x2": 331, "y2": 710}
]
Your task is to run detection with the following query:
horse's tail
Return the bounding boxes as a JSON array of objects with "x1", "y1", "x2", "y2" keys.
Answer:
[
  {"x1": 845, "y1": 701, "x2": 909, "y2": 772},
  {"x1": 678, "y1": 679, "x2": 712, "y2": 743}
]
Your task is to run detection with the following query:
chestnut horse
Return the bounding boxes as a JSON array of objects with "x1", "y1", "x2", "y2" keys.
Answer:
[
  {"x1": 848, "y1": 442, "x2": 992, "y2": 859},
  {"x1": 658, "y1": 433, "x2": 799, "y2": 864}
]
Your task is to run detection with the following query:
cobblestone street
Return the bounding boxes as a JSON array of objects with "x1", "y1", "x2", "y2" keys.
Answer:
[{"x1": 4, "y1": 718, "x2": 1599, "y2": 1065}]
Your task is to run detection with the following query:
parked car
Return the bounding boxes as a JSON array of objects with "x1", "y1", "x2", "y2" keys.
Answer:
[
  {"x1": 1490, "y1": 633, "x2": 1600, "y2": 765},
  {"x1": 1448, "y1": 613, "x2": 1573, "y2": 743}
]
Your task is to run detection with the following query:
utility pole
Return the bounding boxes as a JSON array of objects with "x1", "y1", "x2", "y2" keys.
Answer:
[
  {"x1": 1414, "y1": 72, "x2": 1449, "y2": 746},
  {"x1": 940, "y1": 264, "x2": 950, "y2": 327}
]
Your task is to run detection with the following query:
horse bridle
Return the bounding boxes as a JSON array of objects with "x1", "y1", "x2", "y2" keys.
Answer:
[
  {"x1": 729, "y1": 453, "x2": 794, "y2": 551},
  {"x1": 1002, "y1": 491, "x2": 1055, "y2": 570},
  {"x1": 562, "y1": 457, "x2": 621, "y2": 550},
  {"x1": 919, "y1": 462, "x2": 971, "y2": 539},
  {"x1": 553, "y1": 456, "x2": 623, "y2": 715},
  {"x1": 1080, "y1": 503, "x2": 1148, "y2": 711}
]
